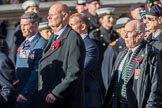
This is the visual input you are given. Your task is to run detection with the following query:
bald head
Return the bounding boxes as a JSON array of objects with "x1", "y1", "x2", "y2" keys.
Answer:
[
  {"x1": 50, "y1": 2, "x2": 70, "y2": 15},
  {"x1": 125, "y1": 20, "x2": 145, "y2": 33},
  {"x1": 48, "y1": 2, "x2": 70, "y2": 32}
]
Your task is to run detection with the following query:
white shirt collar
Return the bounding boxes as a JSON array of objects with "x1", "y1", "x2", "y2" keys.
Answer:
[
  {"x1": 81, "y1": 33, "x2": 88, "y2": 39},
  {"x1": 26, "y1": 32, "x2": 38, "y2": 42},
  {"x1": 54, "y1": 25, "x2": 67, "y2": 38},
  {"x1": 129, "y1": 44, "x2": 140, "y2": 53}
]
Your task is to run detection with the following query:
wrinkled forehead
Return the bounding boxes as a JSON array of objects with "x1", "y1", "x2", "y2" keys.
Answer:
[
  {"x1": 49, "y1": 6, "x2": 62, "y2": 14},
  {"x1": 125, "y1": 22, "x2": 136, "y2": 31},
  {"x1": 145, "y1": 14, "x2": 157, "y2": 18},
  {"x1": 20, "y1": 18, "x2": 31, "y2": 24}
]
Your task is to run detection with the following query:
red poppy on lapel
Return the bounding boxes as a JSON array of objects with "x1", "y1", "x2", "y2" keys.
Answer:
[
  {"x1": 50, "y1": 39, "x2": 61, "y2": 50},
  {"x1": 17, "y1": 47, "x2": 23, "y2": 52},
  {"x1": 135, "y1": 58, "x2": 142, "y2": 63}
]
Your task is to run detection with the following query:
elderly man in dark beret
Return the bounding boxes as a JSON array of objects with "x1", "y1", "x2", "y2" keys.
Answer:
[
  {"x1": 130, "y1": 2, "x2": 145, "y2": 20},
  {"x1": 145, "y1": 4, "x2": 162, "y2": 42}
]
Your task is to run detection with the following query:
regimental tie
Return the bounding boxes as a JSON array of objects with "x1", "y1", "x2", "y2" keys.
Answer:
[
  {"x1": 118, "y1": 50, "x2": 133, "y2": 100},
  {"x1": 51, "y1": 34, "x2": 58, "y2": 46}
]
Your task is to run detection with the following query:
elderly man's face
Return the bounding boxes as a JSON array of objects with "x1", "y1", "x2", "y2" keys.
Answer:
[
  {"x1": 145, "y1": 15, "x2": 160, "y2": 32},
  {"x1": 20, "y1": 19, "x2": 37, "y2": 37},
  {"x1": 124, "y1": 23, "x2": 142, "y2": 48},
  {"x1": 48, "y1": 6, "x2": 64, "y2": 29}
]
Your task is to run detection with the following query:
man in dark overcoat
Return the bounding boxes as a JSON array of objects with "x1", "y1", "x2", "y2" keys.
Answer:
[
  {"x1": 38, "y1": 3, "x2": 86, "y2": 108},
  {"x1": 69, "y1": 13, "x2": 102, "y2": 108},
  {"x1": 0, "y1": 36, "x2": 17, "y2": 108},
  {"x1": 103, "y1": 20, "x2": 162, "y2": 108}
]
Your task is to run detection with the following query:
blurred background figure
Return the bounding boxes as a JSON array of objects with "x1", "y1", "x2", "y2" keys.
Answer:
[
  {"x1": 154, "y1": 0, "x2": 162, "y2": 7},
  {"x1": 69, "y1": 13, "x2": 102, "y2": 108},
  {"x1": 82, "y1": 0, "x2": 101, "y2": 32},
  {"x1": 9, "y1": 0, "x2": 19, "y2": 4},
  {"x1": 130, "y1": 2, "x2": 145, "y2": 20},
  {"x1": 11, "y1": 0, "x2": 41, "y2": 65},
  {"x1": 146, "y1": 0, "x2": 162, "y2": 7},
  {"x1": 114, "y1": 17, "x2": 131, "y2": 39},
  {"x1": 22, "y1": 0, "x2": 40, "y2": 16},
  {"x1": 0, "y1": 34, "x2": 17, "y2": 108},
  {"x1": 101, "y1": 17, "x2": 129, "y2": 91},
  {"x1": 75, "y1": 0, "x2": 87, "y2": 13},
  {"x1": 38, "y1": 22, "x2": 52, "y2": 41},
  {"x1": 89, "y1": 7, "x2": 119, "y2": 101}
]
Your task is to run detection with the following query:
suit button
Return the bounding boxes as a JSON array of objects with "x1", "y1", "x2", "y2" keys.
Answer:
[
  {"x1": 102, "y1": 43, "x2": 106, "y2": 46},
  {"x1": 100, "y1": 34, "x2": 104, "y2": 37}
]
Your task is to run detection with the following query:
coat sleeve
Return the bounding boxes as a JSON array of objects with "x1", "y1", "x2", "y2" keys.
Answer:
[
  {"x1": 84, "y1": 41, "x2": 99, "y2": 74},
  {"x1": 52, "y1": 34, "x2": 85, "y2": 99},
  {"x1": 146, "y1": 52, "x2": 162, "y2": 108},
  {"x1": 0, "y1": 56, "x2": 16, "y2": 103},
  {"x1": 20, "y1": 49, "x2": 43, "y2": 99}
]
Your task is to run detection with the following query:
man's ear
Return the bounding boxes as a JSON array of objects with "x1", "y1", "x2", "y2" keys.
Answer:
[
  {"x1": 158, "y1": 16, "x2": 162, "y2": 24},
  {"x1": 98, "y1": 17, "x2": 103, "y2": 25},
  {"x1": 81, "y1": 23, "x2": 87, "y2": 31},
  {"x1": 62, "y1": 12, "x2": 68, "y2": 21}
]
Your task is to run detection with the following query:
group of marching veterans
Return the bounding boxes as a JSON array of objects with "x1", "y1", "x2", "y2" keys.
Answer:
[{"x1": 0, "y1": 0, "x2": 162, "y2": 108}]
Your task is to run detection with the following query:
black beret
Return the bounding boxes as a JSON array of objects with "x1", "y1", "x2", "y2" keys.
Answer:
[
  {"x1": 86, "y1": 0, "x2": 100, "y2": 3},
  {"x1": 130, "y1": 2, "x2": 144, "y2": 11},
  {"x1": 146, "y1": 4, "x2": 162, "y2": 17}
]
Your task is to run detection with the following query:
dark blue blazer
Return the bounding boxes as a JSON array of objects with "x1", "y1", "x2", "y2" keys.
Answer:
[
  {"x1": 83, "y1": 35, "x2": 102, "y2": 108},
  {"x1": 16, "y1": 33, "x2": 47, "y2": 100}
]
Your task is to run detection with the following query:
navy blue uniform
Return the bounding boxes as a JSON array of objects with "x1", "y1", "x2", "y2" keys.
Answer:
[{"x1": 16, "y1": 33, "x2": 47, "y2": 108}]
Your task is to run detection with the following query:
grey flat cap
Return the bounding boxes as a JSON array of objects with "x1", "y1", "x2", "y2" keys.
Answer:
[
  {"x1": 113, "y1": 17, "x2": 131, "y2": 29},
  {"x1": 38, "y1": 22, "x2": 50, "y2": 31}
]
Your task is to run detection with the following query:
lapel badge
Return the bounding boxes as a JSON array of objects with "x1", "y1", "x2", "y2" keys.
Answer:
[
  {"x1": 30, "y1": 50, "x2": 35, "y2": 59},
  {"x1": 119, "y1": 46, "x2": 122, "y2": 49},
  {"x1": 141, "y1": 54, "x2": 144, "y2": 57},
  {"x1": 90, "y1": 26, "x2": 93, "y2": 30},
  {"x1": 100, "y1": 34, "x2": 104, "y2": 37},
  {"x1": 134, "y1": 69, "x2": 140, "y2": 79},
  {"x1": 102, "y1": 43, "x2": 106, "y2": 46}
]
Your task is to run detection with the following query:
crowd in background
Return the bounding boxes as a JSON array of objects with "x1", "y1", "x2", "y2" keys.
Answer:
[
  {"x1": 0, "y1": 0, "x2": 162, "y2": 108},
  {"x1": 0, "y1": 0, "x2": 49, "y2": 4}
]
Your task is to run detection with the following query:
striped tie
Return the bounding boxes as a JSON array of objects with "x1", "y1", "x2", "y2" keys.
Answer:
[{"x1": 118, "y1": 50, "x2": 132, "y2": 100}]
